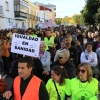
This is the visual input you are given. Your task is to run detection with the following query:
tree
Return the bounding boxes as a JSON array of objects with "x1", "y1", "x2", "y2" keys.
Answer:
[
  {"x1": 55, "y1": 18, "x2": 62, "y2": 25},
  {"x1": 80, "y1": 0, "x2": 100, "y2": 25},
  {"x1": 61, "y1": 16, "x2": 69, "y2": 23},
  {"x1": 80, "y1": 6, "x2": 90, "y2": 25},
  {"x1": 72, "y1": 14, "x2": 81, "y2": 24},
  {"x1": 95, "y1": 8, "x2": 100, "y2": 24},
  {"x1": 80, "y1": 15, "x2": 84, "y2": 25}
]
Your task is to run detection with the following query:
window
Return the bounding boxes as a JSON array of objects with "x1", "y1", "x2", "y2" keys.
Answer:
[
  {"x1": 14, "y1": 5, "x2": 17, "y2": 11},
  {"x1": 20, "y1": 4, "x2": 28, "y2": 13},
  {"x1": 22, "y1": 22, "x2": 24, "y2": 26},
  {"x1": 37, "y1": 12, "x2": 38, "y2": 16},
  {"x1": 14, "y1": 5, "x2": 20, "y2": 11},
  {"x1": 54, "y1": 8, "x2": 56, "y2": 10},
  {"x1": 17, "y1": 5, "x2": 19, "y2": 11},
  {"x1": 35, "y1": 11, "x2": 36, "y2": 16},
  {"x1": 0, "y1": 5, "x2": 3, "y2": 14},
  {"x1": 5, "y1": 1, "x2": 9, "y2": 11},
  {"x1": 31, "y1": 23, "x2": 33, "y2": 28}
]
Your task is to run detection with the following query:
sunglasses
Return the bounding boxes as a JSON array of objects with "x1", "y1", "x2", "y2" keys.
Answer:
[
  {"x1": 58, "y1": 57, "x2": 63, "y2": 59},
  {"x1": 77, "y1": 69, "x2": 86, "y2": 74}
]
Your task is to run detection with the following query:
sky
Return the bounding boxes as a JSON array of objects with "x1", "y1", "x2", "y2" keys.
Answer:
[{"x1": 30, "y1": 0, "x2": 86, "y2": 18}]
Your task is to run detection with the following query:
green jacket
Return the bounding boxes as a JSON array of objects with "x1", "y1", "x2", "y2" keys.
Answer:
[
  {"x1": 30, "y1": 34, "x2": 37, "y2": 37},
  {"x1": 44, "y1": 36, "x2": 54, "y2": 50}
]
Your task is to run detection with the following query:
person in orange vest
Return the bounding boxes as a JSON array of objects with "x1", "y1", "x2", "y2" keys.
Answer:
[{"x1": 3, "y1": 56, "x2": 49, "y2": 100}]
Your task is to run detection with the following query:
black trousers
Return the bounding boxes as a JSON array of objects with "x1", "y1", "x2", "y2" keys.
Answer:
[{"x1": 2, "y1": 56, "x2": 10, "y2": 75}]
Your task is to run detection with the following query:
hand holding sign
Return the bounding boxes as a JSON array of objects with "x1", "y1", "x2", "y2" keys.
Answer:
[{"x1": 11, "y1": 33, "x2": 41, "y2": 57}]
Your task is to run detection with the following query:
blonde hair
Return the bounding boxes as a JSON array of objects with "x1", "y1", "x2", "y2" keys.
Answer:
[
  {"x1": 55, "y1": 31, "x2": 59, "y2": 36},
  {"x1": 40, "y1": 41, "x2": 46, "y2": 48},
  {"x1": 95, "y1": 31, "x2": 98, "y2": 35},
  {"x1": 58, "y1": 49, "x2": 70, "y2": 60},
  {"x1": 88, "y1": 32, "x2": 92, "y2": 37},
  {"x1": 77, "y1": 62, "x2": 93, "y2": 82}
]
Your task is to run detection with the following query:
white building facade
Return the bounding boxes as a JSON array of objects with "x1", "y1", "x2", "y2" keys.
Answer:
[
  {"x1": 39, "y1": 10, "x2": 52, "y2": 22},
  {"x1": 0, "y1": 0, "x2": 15, "y2": 29},
  {"x1": 0, "y1": 0, "x2": 29, "y2": 29},
  {"x1": 34, "y1": 2, "x2": 56, "y2": 22},
  {"x1": 0, "y1": 0, "x2": 56, "y2": 29},
  {"x1": 14, "y1": 0, "x2": 28, "y2": 29},
  {"x1": 44, "y1": 4, "x2": 56, "y2": 21}
]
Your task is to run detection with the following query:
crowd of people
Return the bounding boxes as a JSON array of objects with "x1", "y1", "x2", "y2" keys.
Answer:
[{"x1": 0, "y1": 24, "x2": 100, "y2": 100}]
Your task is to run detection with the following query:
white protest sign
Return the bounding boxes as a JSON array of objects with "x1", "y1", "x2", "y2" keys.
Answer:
[
  {"x1": 9, "y1": 23, "x2": 13, "y2": 28},
  {"x1": 38, "y1": 20, "x2": 55, "y2": 28},
  {"x1": 11, "y1": 33, "x2": 41, "y2": 57}
]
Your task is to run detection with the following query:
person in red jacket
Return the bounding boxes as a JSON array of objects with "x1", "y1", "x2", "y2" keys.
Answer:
[{"x1": 0, "y1": 77, "x2": 7, "y2": 94}]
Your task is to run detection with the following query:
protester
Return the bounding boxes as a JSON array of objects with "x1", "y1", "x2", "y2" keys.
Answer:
[
  {"x1": 9, "y1": 56, "x2": 49, "y2": 80},
  {"x1": 1, "y1": 25, "x2": 100, "y2": 100},
  {"x1": 0, "y1": 35, "x2": 3, "y2": 72},
  {"x1": 44, "y1": 30, "x2": 55, "y2": 65},
  {"x1": 7, "y1": 28, "x2": 17, "y2": 43},
  {"x1": 27, "y1": 28, "x2": 37, "y2": 37},
  {"x1": 82, "y1": 32, "x2": 90, "y2": 46},
  {"x1": 39, "y1": 41, "x2": 50, "y2": 71},
  {"x1": 96, "y1": 47, "x2": 100, "y2": 72},
  {"x1": 64, "y1": 36, "x2": 78, "y2": 66},
  {"x1": 54, "y1": 40, "x2": 66, "y2": 62},
  {"x1": 68, "y1": 63, "x2": 98, "y2": 100},
  {"x1": 53, "y1": 49, "x2": 76, "y2": 79},
  {"x1": 44, "y1": 30, "x2": 54, "y2": 50},
  {"x1": 87, "y1": 32, "x2": 94, "y2": 42},
  {"x1": 39, "y1": 41, "x2": 50, "y2": 83},
  {"x1": 46, "y1": 65, "x2": 71, "y2": 100},
  {"x1": 35, "y1": 29, "x2": 43, "y2": 38},
  {"x1": 1, "y1": 35, "x2": 10, "y2": 77},
  {"x1": 0, "y1": 78, "x2": 7, "y2": 94},
  {"x1": 3, "y1": 57, "x2": 49, "y2": 100},
  {"x1": 80, "y1": 42, "x2": 99, "y2": 79},
  {"x1": 77, "y1": 29, "x2": 83, "y2": 44},
  {"x1": 74, "y1": 40, "x2": 84, "y2": 67}
]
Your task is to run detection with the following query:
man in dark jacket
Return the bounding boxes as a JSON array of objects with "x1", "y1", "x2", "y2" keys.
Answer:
[
  {"x1": 53, "y1": 49, "x2": 76, "y2": 79},
  {"x1": 3, "y1": 57, "x2": 49, "y2": 100},
  {"x1": 64, "y1": 36, "x2": 78, "y2": 67},
  {"x1": 9, "y1": 57, "x2": 49, "y2": 81}
]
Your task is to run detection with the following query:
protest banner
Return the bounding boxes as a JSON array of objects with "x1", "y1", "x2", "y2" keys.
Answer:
[
  {"x1": 11, "y1": 33, "x2": 41, "y2": 57},
  {"x1": 38, "y1": 20, "x2": 55, "y2": 28}
]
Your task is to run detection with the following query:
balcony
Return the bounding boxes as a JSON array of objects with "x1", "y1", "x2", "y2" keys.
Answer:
[
  {"x1": 31, "y1": 15, "x2": 35, "y2": 20},
  {"x1": 27, "y1": 14, "x2": 38, "y2": 20},
  {"x1": 35, "y1": 16, "x2": 38, "y2": 21},
  {"x1": 28, "y1": 14, "x2": 32, "y2": 19},
  {"x1": 14, "y1": 4, "x2": 28, "y2": 19},
  {"x1": 15, "y1": 11, "x2": 28, "y2": 18},
  {"x1": 31, "y1": 15, "x2": 33, "y2": 19},
  {"x1": 0, "y1": 5, "x2": 3, "y2": 16},
  {"x1": 55, "y1": 13, "x2": 56, "y2": 16},
  {"x1": 33, "y1": 15, "x2": 35, "y2": 20}
]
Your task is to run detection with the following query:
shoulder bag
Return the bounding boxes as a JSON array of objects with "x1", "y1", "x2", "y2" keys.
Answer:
[{"x1": 53, "y1": 81, "x2": 61, "y2": 100}]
